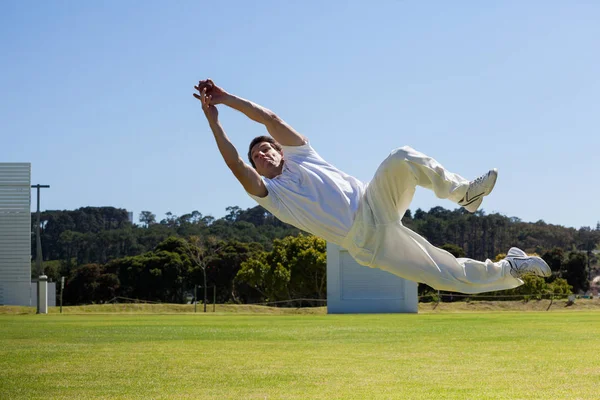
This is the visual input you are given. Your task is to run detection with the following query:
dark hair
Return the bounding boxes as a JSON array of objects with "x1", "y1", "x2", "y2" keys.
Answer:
[{"x1": 247, "y1": 135, "x2": 282, "y2": 168}]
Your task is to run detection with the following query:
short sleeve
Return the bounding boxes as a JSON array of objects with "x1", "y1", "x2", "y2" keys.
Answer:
[{"x1": 246, "y1": 179, "x2": 282, "y2": 215}]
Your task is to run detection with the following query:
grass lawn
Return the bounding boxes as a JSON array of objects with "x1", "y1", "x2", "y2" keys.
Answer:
[{"x1": 1, "y1": 310, "x2": 599, "y2": 399}]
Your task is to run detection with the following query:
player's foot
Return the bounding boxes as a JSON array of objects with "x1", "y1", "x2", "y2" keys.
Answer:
[
  {"x1": 458, "y1": 168, "x2": 498, "y2": 213},
  {"x1": 504, "y1": 247, "x2": 551, "y2": 278}
]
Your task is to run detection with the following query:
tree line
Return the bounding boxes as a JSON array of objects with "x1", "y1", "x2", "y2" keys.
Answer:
[{"x1": 32, "y1": 205, "x2": 600, "y2": 305}]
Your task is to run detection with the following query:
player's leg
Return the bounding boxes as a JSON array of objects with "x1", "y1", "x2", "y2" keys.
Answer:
[
  {"x1": 343, "y1": 146, "x2": 547, "y2": 293},
  {"x1": 375, "y1": 146, "x2": 497, "y2": 214},
  {"x1": 361, "y1": 145, "x2": 476, "y2": 225},
  {"x1": 366, "y1": 146, "x2": 470, "y2": 222}
]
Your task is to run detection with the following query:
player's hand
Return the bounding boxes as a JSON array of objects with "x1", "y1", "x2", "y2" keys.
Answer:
[
  {"x1": 194, "y1": 79, "x2": 227, "y2": 104},
  {"x1": 195, "y1": 87, "x2": 218, "y2": 123}
]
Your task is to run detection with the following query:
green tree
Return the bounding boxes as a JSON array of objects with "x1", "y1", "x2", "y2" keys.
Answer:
[
  {"x1": 106, "y1": 237, "x2": 193, "y2": 303},
  {"x1": 563, "y1": 252, "x2": 589, "y2": 293},
  {"x1": 547, "y1": 278, "x2": 572, "y2": 297},
  {"x1": 577, "y1": 226, "x2": 600, "y2": 280},
  {"x1": 139, "y1": 211, "x2": 156, "y2": 227},
  {"x1": 184, "y1": 235, "x2": 222, "y2": 312},
  {"x1": 542, "y1": 247, "x2": 566, "y2": 274},
  {"x1": 235, "y1": 234, "x2": 326, "y2": 304},
  {"x1": 63, "y1": 264, "x2": 120, "y2": 305},
  {"x1": 160, "y1": 212, "x2": 179, "y2": 227},
  {"x1": 206, "y1": 241, "x2": 264, "y2": 303},
  {"x1": 283, "y1": 235, "x2": 327, "y2": 301},
  {"x1": 225, "y1": 206, "x2": 242, "y2": 222},
  {"x1": 235, "y1": 252, "x2": 289, "y2": 302},
  {"x1": 488, "y1": 274, "x2": 549, "y2": 301}
]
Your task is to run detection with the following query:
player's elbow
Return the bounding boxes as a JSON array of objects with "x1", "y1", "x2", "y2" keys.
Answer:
[
  {"x1": 246, "y1": 183, "x2": 267, "y2": 198},
  {"x1": 228, "y1": 164, "x2": 267, "y2": 198},
  {"x1": 263, "y1": 110, "x2": 282, "y2": 125}
]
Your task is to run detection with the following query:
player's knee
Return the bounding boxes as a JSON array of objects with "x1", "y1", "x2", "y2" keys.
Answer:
[
  {"x1": 381, "y1": 146, "x2": 412, "y2": 170},
  {"x1": 389, "y1": 146, "x2": 414, "y2": 160}
]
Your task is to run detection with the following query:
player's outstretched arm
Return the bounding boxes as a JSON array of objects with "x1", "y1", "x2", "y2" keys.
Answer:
[
  {"x1": 195, "y1": 79, "x2": 307, "y2": 147},
  {"x1": 193, "y1": 87, "x2": 267, "y2": 198}
]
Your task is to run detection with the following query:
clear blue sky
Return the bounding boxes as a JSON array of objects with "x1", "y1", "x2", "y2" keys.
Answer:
[{"x1": 1, "y1": 1, "x2": 598, "y2": 229}]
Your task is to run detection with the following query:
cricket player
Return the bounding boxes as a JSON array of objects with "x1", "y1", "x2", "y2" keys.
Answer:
[{"x1": 193, "y1": 79, "x2": 550, "y2": 294}]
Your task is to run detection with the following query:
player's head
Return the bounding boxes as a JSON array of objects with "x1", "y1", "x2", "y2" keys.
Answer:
[{"x1": 248, "y1": 136, "x2": 284, "y2": 178}]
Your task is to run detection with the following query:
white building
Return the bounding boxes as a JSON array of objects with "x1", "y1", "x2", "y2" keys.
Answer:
[{"x1": 0, "y1": 163, "x2": 32, "y2": 305}]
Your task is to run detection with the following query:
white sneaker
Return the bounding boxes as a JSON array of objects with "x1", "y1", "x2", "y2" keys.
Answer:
[
  {"x1": 458, "y1": 168, "x2": 498, "y2": 213},
  {"x1": 504, "y1": 247, "x2": 551, "y2": 278}
]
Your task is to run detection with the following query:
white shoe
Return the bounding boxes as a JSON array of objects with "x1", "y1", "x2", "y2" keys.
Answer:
[
  {"x1": 504, "y1": 247, "x2": 551, "y2": 278},
  {"x1": 458, "y1": 168, "x2": 498, "y2": 213}
]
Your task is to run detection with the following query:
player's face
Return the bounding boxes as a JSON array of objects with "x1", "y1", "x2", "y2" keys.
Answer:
[{"x1": 251, "y1": 142, "x2": 284, "y2": 178}]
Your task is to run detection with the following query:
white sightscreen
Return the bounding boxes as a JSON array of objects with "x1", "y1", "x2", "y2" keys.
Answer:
[
  {"x1": 327, "y1": 242, "x2": 418, "y2": 314},
  {"x1": 0, "y1": 163, "x2": 31, "y2": 305}
]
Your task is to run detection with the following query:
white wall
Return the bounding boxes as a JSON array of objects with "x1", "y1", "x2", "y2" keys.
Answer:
[
  {"x1": 327, "y1": 242, "x2": 418, "y2": 314},
  {"x1": 0, "y1": 163, "x2": 32, "y2": 306}
]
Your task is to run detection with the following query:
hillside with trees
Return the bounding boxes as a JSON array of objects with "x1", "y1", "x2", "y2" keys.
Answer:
[{"x1": 32, "y1": 205, "x2": 600, "y2": 305}]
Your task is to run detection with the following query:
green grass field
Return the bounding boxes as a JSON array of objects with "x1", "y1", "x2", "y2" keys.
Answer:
[{"x1": 1, "y1": 309, "x2": 599, "y2": 399}]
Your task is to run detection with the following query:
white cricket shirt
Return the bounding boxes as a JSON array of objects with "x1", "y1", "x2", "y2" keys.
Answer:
[{"x1": 247, "y1": 142, "x2": 366, "y2": 245}]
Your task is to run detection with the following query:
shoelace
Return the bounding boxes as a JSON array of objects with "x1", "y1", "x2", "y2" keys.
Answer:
[{"x1": 470, "y1": 172, "x2": 490, "y2": 190}]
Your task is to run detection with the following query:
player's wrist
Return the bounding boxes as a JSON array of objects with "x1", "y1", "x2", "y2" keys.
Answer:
[{"x1": 220, "y1": 92, "x2": 235, "y2": 105}]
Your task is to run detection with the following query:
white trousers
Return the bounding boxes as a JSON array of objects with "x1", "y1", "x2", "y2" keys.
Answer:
[{"x1": 341, "y1": 146, "x2": 522, "y2": 294}]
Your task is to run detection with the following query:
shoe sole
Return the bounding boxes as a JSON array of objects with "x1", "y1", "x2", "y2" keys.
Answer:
[
  {"x1": 507, "y1": 256, "x2": 552, "y2": 278},
  {"x1": 534, "y1": 257, "x2": 552, "y2": 277}
]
